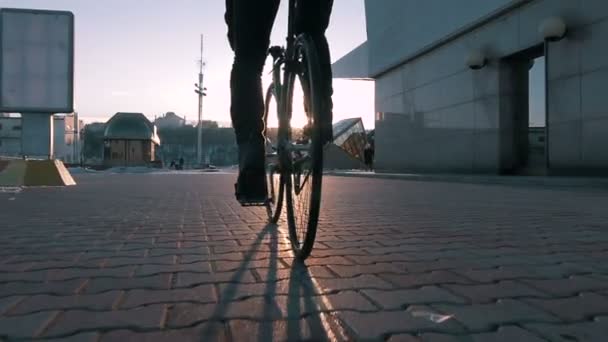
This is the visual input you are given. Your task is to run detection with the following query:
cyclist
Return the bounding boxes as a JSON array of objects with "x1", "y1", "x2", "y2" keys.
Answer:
[{"x1": 225, "y1": 0, "x2": 334, "y2": 204}]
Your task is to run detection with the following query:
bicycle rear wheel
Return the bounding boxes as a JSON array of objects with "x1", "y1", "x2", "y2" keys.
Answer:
[
  {"x1": 284, "y1": 34, "x2": 326, "y2": 260},
  {"x1": 264, "y1": 84, "x2": 284, "y2": 223}
]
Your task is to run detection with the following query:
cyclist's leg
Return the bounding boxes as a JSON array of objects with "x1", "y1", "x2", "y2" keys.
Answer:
[
  {"x1": 225, "y1": 0, "x2": 280, "y2": 201},
  {"x1": 226, "y1": 0, "x2": 280, "y2": 146},
  {"x1": 295, "y1": 0, "x2": 334, "y2": 143}
]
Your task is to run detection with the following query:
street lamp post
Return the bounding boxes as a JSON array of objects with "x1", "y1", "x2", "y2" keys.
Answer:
[{"x1": 195, "y1": 35, "x2": 207, "y2": 167}]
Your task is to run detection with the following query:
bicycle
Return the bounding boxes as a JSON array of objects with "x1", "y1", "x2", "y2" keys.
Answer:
[{"x1": 263, "y1": 0, "x2": 329, "y2": 260}]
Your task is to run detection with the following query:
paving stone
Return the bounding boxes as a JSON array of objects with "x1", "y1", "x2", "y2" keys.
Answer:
[
  {"x1": 0, "y1": 311, "x2": 57, "y2": 339},
  {"x1": 148, "y1": 247, "x2": 210, "y2": 257},
  {"x1": 84, "y1": 274, "x2": 172, "y2": 293},
  {"x1": 381, "y1": 271, "x2": 472, "y2": 288},
  {"x1": 432, "y1": 299, "x2": 560, "y2": 331},
  {"x1": 0, "y1": 262, "x2": 35, "y2": 272},
  {"x1": 100, "y1": 323, "x2": 227, "y2": 342},
  {"x1": 212, "y1": 259, "x2": 288, "y2": 273},
  {"x1": 168, "y1": 297, "x2": 284, "y2": 327},
  {"x1": 136, "y1": 262, "x2": 211, "y2": 276},
  {"x1": 213, "y1": 245, "x2": 288, "y2": 254},
  {"x1": 10, "y1": 291, "x2": 121, "y2": 315},
  {"x1": 0, "y1": 296, "x2": 24, "y2": 315},
  {"x1": 180, "y1": 252, "x2": 242, "y2": 263},
  {"x1": 453, "y1": 262, "x2": 596, "y2": 282},
  {"x1": 28, "y1": 259, "x2": 104, "y2": 271},
  {"x1": 216, "y1": 280, "x2": 292, "y2": 300},
  {"x1": 444, "y1": 280, "x2": 549, "y2": 303},
  {"x1": 328, "y1": 263, "x2": 406, "y2": 278},
  {"x1": 297, "y1": 291, "x2": 377, "y2": 313},
  {"x1": 325, "y1": 239, "x2": 380, "y2": 249},
  {"x1": 102, "y1": 255, "x2": 176, "y2": 267},
  {"x1": 175, "y1": 271, "x2": 257, "y2": 287},
  {"x1": 419, "y1": 326, "x2": 546, "y2": 342},
  {"x1": 211, "y1": 292, "x2": 360, "y2": 320},
  {"x1": 47, "y1": 266, "x2": 137, "y2": 281},
  {"x1": 0, "y1": 279, "x2": 87, "y2": 296},
  {"x1": 302, "y1": 256, "x2": 355, "y2": 266},
  {"x1": 523, "y1": 292, "x2": 608, "y2": 321},
  {"x1": 337, "y1": 254, "x2": 413, "y2": 265},
  {"x1": 254, "y1": 265, "x2": 335, "y2": 281},
  {"x1": 43, "y1": 305, "x2": 166, "y2": 337},
  {"x1": 525, "y1": 316, "x2": 608, "y2": 342},
  {"x1": 308, "y1": 248, "x2": 370, "y2": 258},
  {"x1": 0, "y1": 270, "x2": 52, "y2": 282},
  {"x1": 521, "y1": 275, "x2": 608, "y2": 296},
  {"x1": 121, "y1": 285, "x2": 216, "y2": 308},
  {"x1": 228, "y1": 317, "x2": 333, "y2": 342},
  {"x1": 363, "y1": 286, "x2": 467, "y2": 309},
  {"x1": 81, "y1": 249, "x2": 147, "y2": 259},
  {"x1": 387, "y1": 334, "x2": 422, "y2": 342},
  {"x1": 44, "y1": 332, "x2": 100, "y2": 342},
  {"x1": 313, "y1": 275, "x2": 394, "y2": 293},
  {"x1": 338, "y1": 306, "x2": 466, "y2": 340}
]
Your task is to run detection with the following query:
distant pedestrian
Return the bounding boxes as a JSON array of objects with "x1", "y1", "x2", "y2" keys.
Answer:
[
  {"x1": 364, "y1": 142, "x2": 374, "y2": 171},
  {"x1": 170, "y1": 160, "x2": 176, "y2": 169},
  {"x1": 178, "y1": 157, "x2": 185, "y2": 170}
]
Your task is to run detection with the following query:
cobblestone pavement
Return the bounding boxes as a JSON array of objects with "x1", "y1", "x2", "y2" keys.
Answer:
[{"x1": 1, "y1": 173, "x2": 608, "y2": 341}]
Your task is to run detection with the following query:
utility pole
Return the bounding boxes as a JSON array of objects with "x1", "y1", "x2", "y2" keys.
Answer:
[{"x1": 195, "y1": 34, "x2": 207, "y2": 167}]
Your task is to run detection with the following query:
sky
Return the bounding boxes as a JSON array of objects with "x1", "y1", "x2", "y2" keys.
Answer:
[
  {"x1": 529, "y1": 56, "x2": 546, "y2": 127},
  {"x1": 0, "y1": 0, "x2": 374, "y2": 127}
]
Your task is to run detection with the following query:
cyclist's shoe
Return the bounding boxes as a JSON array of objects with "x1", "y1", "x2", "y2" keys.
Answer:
[
  {"x1": 234, "y1": 170, "x2": 267, "y2": 205},
  {"x1": 235, "y1": 140, "x2": 268, "y2": 205}
]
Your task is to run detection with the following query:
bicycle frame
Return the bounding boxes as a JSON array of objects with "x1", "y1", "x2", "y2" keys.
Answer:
[{"x1": 268, "y1": 0, "x2": 299, "y2": 160}]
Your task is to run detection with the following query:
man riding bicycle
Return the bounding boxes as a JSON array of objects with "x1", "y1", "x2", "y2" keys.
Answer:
[{"x1": 225, "y1": 0, "x2": 334, "y2": 204}]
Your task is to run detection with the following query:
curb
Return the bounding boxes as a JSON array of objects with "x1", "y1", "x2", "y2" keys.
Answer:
[{"x1": 325, "y1": 171, "x2": 608, "y2": 190}]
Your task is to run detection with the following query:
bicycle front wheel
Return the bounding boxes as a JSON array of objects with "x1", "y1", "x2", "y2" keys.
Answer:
[{"x1": 283, "y1": 34, "x2": 326, "y2": 260}]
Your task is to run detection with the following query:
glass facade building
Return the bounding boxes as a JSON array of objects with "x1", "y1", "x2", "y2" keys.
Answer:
[{"x1": 332, "y1": 118, "x2": 367, "y2": 163}]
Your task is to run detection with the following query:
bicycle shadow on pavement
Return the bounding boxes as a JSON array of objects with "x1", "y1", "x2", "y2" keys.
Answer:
[
  {"x1": 198, "y1": 221, "x2": 282, "y2": 340},
  {"x1": 286, "y1": 259, "x2": 335, "y2": 341},
  {"x1": 199, "y1": 218, "x2": 341, "y2": 341}
]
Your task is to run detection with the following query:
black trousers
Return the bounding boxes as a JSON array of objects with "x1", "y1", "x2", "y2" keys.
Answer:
[{"x1": 225, "y1": 0, "x2": 333, "y2": 145}]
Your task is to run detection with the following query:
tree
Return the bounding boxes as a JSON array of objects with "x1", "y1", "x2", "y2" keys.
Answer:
[{"x1": 82, "y1": 122, "x2": 105, "y2": 160}]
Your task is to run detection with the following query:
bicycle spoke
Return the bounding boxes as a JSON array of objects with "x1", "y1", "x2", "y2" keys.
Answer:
[{"x1": 301, "y1": 169, "x2": 312, "y2": 188}]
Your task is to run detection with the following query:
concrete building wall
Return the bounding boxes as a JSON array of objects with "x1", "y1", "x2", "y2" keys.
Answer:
[
  {"x1": 370, "y1": 0, "x2": 608, "y2": 174},
  {"x1": 365, "y1": 0, "x2": 518, "y2": 76}
]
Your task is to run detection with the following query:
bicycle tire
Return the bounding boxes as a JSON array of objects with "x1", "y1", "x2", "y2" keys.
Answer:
[
  {"x1": 284, "y1": 34, "x2": 325, "y2": 260},
  {"x1": 264, "y1": 84, "x2": 284, "y2": 224}
]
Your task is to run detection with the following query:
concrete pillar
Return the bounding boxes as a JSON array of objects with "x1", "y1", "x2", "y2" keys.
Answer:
[{"x1": 21, "y1": 113, "x2": 54, "y2": 159}]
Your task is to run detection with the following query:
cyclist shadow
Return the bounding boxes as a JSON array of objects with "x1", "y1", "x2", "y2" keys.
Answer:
[
  {"x1": 200, "y1": 220, "x2": 334, "y2": 341},
  {"x1": 285, "y1": 259, "x2": 333, "y2": 341}
]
